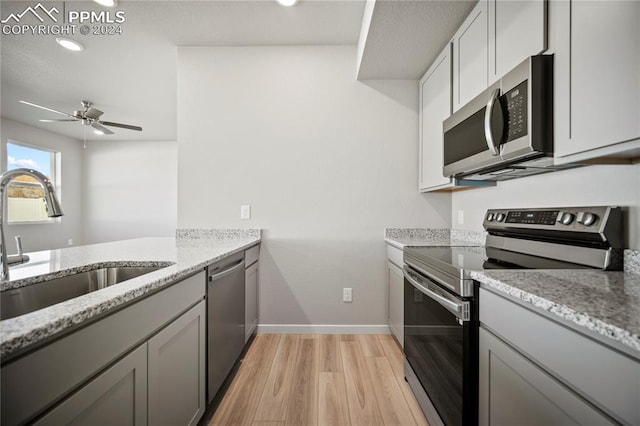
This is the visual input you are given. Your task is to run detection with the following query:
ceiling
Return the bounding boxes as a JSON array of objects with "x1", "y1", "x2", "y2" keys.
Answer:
[
  {"x1": 1, "y1": 0, "x2": 476, "y2": 143},
  {"x1": 1, "y1": 0, "x2": 366, "y2": 142},
  {"x1": 357, "y1": 0, "x2": 477, "y2": 79}
]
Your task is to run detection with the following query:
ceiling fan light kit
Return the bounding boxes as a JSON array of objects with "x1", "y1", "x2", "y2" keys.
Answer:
[
  {"x1": 94, "y1": 0, "x2": 118, "y2": 7},
  {"x1": 276, "y1": 0, "x2": 299, "y2": 7},
  {"x1": 55, "y1": 38, "x2": 84, "y2": 52},
  {"x1": 19, "y1": 100, "x2": 143, "y2": 137}
]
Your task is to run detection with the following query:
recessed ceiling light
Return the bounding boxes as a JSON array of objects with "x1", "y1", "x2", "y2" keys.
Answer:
[
  {"x1": 55, "y1": 37, "x2": 84, "y2": 52},
  {"x1": 94, "y1": 0, "x2": 117, "y2": 7},
  {"x1": 276, "y1": 0, "x2": 298, "y2": 6}
]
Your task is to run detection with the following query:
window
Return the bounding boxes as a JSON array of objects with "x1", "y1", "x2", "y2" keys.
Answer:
[{"x1": 6, "y1": 142, "x2": 59, "y2": 223}]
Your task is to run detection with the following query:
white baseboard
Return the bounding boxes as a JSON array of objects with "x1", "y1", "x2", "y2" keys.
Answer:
[{"x1": 257, "y1": 324, "x2": 391, "y2": 334}]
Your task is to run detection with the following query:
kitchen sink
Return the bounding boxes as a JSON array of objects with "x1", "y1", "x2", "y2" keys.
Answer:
[{"x1": 0, "y1": 264, "x2": 172, "y2": 321}]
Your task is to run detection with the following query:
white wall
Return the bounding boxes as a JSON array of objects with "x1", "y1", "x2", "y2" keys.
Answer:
[
  {"x1": 0, "y1": 118, "x2": 83, "y2": 252},
  {"x1": 178, "y1": 46, "x2": 451, "y2": 327},
  {"x1": 82, "y1": 140, "x2": 177, "y2": 244},
  {"x1": 451, "y1": 164, "x2": 640, "y2": 249}
]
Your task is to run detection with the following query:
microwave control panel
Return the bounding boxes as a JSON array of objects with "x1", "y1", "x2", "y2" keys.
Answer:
[{"x1": 503, "y1": 80, "x2": 528, "y2": 142}]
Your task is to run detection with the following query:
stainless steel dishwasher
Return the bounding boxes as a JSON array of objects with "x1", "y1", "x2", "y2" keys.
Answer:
[{"x1": 207, "y1": 251, "x2": 245, "y2": 404}]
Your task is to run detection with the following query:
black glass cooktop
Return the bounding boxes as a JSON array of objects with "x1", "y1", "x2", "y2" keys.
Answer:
[{"x1": 405, "y1": 245, "x2": 594, "y2": 276}]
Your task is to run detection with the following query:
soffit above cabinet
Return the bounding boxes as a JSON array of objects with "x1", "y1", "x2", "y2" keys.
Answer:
[{"x1": 357, "y1": 0, "x2": 477, "y2": 80}]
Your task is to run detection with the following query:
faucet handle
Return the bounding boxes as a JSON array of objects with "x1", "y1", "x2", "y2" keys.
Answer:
[{"x1": 15, "y1": 236, "x2": 24, "y2": 256}]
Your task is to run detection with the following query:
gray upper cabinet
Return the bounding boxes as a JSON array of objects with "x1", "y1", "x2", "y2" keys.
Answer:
[
  {"x1": 452, "y1": 0, "x2": 489, "y2": 113},
  {"x1": 488, "y1": 0, "x2": 547, "y2": 84},
  {"x1": 419, "y1": 43, "x2": 454, "y2": 191},
  {"x1": 148, "y1": 300, "x2": 206, "y2": 426},
  {"x1": 34, "y1": 344, "x2": 148, "y2": 426},
  {"x1": 552, "y1": 0, "x2": 640, "y2": 163}
]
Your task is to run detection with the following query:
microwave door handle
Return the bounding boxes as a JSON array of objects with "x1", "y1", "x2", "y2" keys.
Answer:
[{"x1": 484, "y1": 88, "x2": 502, "y2": 156}]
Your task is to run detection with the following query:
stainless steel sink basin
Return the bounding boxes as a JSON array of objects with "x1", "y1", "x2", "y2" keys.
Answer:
[{"x1": 1, "y1": 264, "x2": 171, "y2": 320}]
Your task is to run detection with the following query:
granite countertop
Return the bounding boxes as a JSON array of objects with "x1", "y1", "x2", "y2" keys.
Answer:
[
  {"x1": 384, "y1": 228, "x2": 486, "y2": 248},
  {"x1": 0, "y1": 230, "x2": 261, "y2": 360},
  {"x1": 472, "y1": 264, "x2": 640, "y2": 357}
]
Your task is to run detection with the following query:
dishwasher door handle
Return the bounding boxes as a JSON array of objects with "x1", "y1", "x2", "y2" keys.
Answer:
[{"x1": 208, "y1": 260, "x2": 244, "y2": 282}]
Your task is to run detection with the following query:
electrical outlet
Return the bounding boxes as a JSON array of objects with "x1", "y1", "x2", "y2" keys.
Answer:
[
  {"x1": 68, "y1": 239, "x2": 73, "y2": 246},
  {"x1": 343, "y1": 288, "x2": 352, "y2": 303},
  {"x1": 457, "y1": 210, "x2": 464, "y2": 225},
  {"x1": 240, "y1": 205, "x2": 251, "y2": 220}
]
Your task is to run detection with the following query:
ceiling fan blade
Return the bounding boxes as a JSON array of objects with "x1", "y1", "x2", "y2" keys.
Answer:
[
  {"x1": 20, "y1": 100, "x2": 74, "y2": 117},
  {"x1": 84, "y1": 107, "x2": 104, "y2": 120},
  {"x1": 99, "y1": 121, "x2": 142, "y2": 132},
  {"x1": 40, "y1": 119, "x2": 79, "y2": 122},
  {"x1": 91, "y1": 123, "x2": 114, "y2": 135}
]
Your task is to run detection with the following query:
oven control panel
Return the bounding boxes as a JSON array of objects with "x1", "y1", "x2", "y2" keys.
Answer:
[{"x1": 483, "y1": 206, "x2": 620, "y2": 234}]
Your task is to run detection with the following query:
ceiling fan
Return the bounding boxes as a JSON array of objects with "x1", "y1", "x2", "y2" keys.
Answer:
[{"x1": 20, "y1": 100, "x2": 142, "y2": 135}]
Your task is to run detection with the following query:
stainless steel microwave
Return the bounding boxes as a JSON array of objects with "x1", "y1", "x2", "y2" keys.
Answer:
[{"x1": 443, "y1": 55, "x2": 557, "y2": 180}]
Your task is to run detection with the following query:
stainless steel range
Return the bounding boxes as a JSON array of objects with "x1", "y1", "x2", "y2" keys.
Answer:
[{"x1": 402, "y1": 206, "x2": 624, "y2": 426}]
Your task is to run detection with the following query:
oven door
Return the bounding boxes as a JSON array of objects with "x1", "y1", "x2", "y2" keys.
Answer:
[{"x1": 403, "y1": 266, "x2": 478, "y2": 426}]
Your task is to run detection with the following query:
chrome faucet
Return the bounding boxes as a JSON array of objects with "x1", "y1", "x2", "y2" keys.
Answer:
[{"x1": 0, "y1": 168, "x2": 63, "y2": 281}]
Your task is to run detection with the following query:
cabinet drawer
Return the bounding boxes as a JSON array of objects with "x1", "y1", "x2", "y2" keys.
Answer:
[
  {"x1": 480, "y1": 288, "x2": 640, "y2": 425},
  {"x1": 1, "y1": 271, "x2": 206, "y2": 426},
  {"x1": 386, "y1": 244, "x2": 403, "y2": 268},
  {"x1": 245, "y1": 244, "x2": 260, "y2": 267}
]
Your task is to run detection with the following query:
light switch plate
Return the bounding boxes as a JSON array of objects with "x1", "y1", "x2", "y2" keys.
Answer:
[
  {"x1": 343, "y1": 288, "x2": 352, "y2": 303},
  {"x1": 240, "y1": 205, "x2": 251, "y2": 220}
]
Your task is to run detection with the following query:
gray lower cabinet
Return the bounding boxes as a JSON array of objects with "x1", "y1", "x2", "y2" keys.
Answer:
[
  {"x1": 386, "y1": 244, "x2": 404, "y2": 346},
  {"x1": 479, "y1": 327, "x2": 613, "y2": 425},
  {"x1": 245, "y1": 261, "x2": 258, "y2": 342},
  {"x1": 148, "y1": 300, "x2": 206, "y2": 426},
  {"x1": 479, "y1": 288, "x2": 639, "y2": 425},
  {"x1": 244, "y1": 244, "x2": 260, "y2": 342},
  {"x1": 1, "y1": 271, "x2": 206, "y2": 426},
  {"x1": 34, "y1": 344, "x2": 148, "y2": 426}
]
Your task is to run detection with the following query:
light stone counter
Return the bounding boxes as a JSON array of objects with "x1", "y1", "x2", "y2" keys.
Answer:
[
  {"x1": 472, "y1": 253, "x2": 640, "y2": 358},
  {"x1": 384, "y1": 228, "x2": 486, "y2": 248},
  {"x1": 0, "y1": 231, "x2": 260, "y2": 360}
]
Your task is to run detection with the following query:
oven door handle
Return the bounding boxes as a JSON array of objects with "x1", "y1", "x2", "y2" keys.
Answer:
[{"x1": 403, "y1": 267, "x2": 470, "y2": 321}]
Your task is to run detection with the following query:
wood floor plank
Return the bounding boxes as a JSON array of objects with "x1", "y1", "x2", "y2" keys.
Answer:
[
  {"x1": 210, "y1": 365, "x2": 270, "y2": 426},
  {"x1": 377, "y1": 335, "x2": 429, "y2": 426},
  {"x1": 398, "y1": 380, "x2": 430, "y2": 426},
  {"x1": 318, "y1": 372, "x2": 350, "y2": 426},
  {"x1": 365, "y1": 356, "x2": 418, "y2": 426},
  {"x1": 284, "y1": 336, "x2": 319, "y2": 426},
  {"x1": 254, "y1": 335, "x2": 300, "y2": 421},
  {"x1": 340, "y1": 341, "x2": 384, "y2": 426},
  {"x1": 243, "y1": 334, "x2": 281, "y2": 369},
  {"x1": 210, "y1": 334, "x2": 428, "y2": 426},
  {"x1": 377, "y1": 334, "x2": 404, "y2": 377},
  {"x1": 319, "y1": 334, "x2": 342, "y2": 373},
  {"x1": 357, "y1": 334, "x2": 385, "y2": 357}
]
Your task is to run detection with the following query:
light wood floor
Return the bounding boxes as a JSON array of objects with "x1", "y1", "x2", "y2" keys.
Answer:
[{"x1": 209, "y1": 334, "x2": 429, "y2": 426}]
